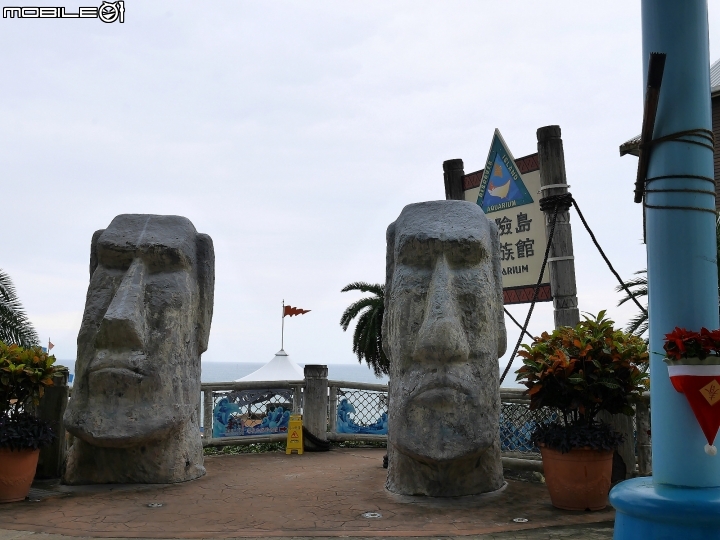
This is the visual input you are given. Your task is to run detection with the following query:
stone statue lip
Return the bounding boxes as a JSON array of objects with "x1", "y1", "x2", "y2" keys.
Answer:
[
  {"x1": 409, "y1": 377, "x2": 473, "y2": 400},
  {"x1": 89, "y1": 367, "x2": 143, "y2": 380},
  {"x1": 88, "y1": 351, "x2": 148, "y2": 377}
]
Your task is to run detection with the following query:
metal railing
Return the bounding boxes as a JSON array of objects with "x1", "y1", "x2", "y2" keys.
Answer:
[
  {"x1": 499, "y1": 389, "x2": 557, "y2": 457},
  {"x1": 200, "y1": 380, "x2": 304, "y2": 447},
  {"x1": 199, "y1": 378, "x2": 652, "y2": 476},
  {"x1": 328, "y1": 380, "x2": 388, "y2": 443},
  {"x1": 497, "y1": 388, "x2": 652, "y2": 476}
]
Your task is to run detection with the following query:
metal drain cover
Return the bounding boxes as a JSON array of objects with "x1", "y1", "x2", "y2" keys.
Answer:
[
  {"x1": 147, "y1": 503, "x2": 163, "y2": 508},
  {"x1": 362, "y1": 512, "x2": 382, "y2": 519}
]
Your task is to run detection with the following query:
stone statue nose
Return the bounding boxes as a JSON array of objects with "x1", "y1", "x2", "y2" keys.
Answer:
[
  {"x1": 413, "y1": 255, "x2": 470, "y2": 365},
  {"x1": 96, "y1": 259, "x2": 147, "y2": 350}
]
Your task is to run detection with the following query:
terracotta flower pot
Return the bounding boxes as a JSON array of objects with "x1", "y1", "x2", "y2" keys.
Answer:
[
  {"x1": 0, "y1": 447, "x2": 40, "y2": 503},
  {"x1": 540, "y1": 445, "x2": 613, "y2": 511}
]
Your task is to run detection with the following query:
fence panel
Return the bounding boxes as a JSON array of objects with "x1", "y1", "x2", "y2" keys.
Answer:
[
  {"x1": 201, "y1": 382, "x2": 303, "y2": 447},
  {"x1": 328, "y1": 381, "x2": 388, "y2": 442},
  {"x1": 199, "y1": 378, "x2": 651, "y2": 475},
  {"x1": 499, "y1": 401, "x2": 558, "y2": 457}
]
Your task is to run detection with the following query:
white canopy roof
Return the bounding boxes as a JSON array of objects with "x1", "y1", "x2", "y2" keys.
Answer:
[{"x1": 235, "y1": 349, "x2": 304, "y2": 382}]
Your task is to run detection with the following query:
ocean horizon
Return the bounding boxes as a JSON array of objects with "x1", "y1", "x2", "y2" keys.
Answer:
[
  {"x1": 55, "y1": 359, "x2": 522, "y2": 388},
  {"x1": 56, "y1": 359, "x2": 389, "y2": 385}
]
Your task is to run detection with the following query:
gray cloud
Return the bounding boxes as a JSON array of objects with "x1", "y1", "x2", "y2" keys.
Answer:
[{"x1": 2, "y1": 1, "x2": 717, "y2": 380}]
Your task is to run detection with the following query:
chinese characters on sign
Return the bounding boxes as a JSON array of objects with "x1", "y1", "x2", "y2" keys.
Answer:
[
  {"x1": 496, "y1": 213, "x2": 535, "y2": 260},
  {"x1": 463, "y1": 129, "x2": 551, "y2": 304}
]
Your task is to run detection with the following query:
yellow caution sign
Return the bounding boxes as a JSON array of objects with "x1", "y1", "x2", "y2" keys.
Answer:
[{"x1": 286, "y1": 414, "x2": 303, "y2": 454}]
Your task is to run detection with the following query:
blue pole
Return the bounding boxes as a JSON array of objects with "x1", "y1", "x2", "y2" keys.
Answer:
[{"x1": 610, "y1": 0, "x2": 720, "y2": 537}]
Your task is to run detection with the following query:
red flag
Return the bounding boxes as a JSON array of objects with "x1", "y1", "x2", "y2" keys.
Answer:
[
  {"x1": 284, "y1": 305, "x2": 310, "y2": 317},
  {"x1": 48, "y1": 340, "x2": 55, "y2": 351}
]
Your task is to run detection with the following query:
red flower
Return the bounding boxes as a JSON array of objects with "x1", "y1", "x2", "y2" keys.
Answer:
[
  {"x1": 664, "y1": 327, "x2": 720, "y2": 361},
  {"x1": 706, "y1": 328, "x2": 720, "y2": 348}
]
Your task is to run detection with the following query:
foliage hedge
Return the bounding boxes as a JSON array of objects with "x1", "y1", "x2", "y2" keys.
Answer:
[
  {"x1": 0, "y1": 341, "x2": 56, "y2": 449},
  {"x1": 516, "y1": 311, "x2": 648, "y2": 452}
]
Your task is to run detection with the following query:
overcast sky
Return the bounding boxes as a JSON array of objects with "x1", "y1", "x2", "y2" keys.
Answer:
[{"x1": 3, "y1": 2, "x2": 720, "y2": 383}]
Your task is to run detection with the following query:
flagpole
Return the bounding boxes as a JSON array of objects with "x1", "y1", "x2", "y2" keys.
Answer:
[{"x1": 281, "y1": 300, "x2": 285, "y2": 350}]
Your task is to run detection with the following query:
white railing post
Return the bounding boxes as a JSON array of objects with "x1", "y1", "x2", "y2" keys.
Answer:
[
  {"x1": 303, "y1": 365, "x2": 329, "y2": 444},
  {"x1": 203, "y1": 389, "x2": 214, "y2": 439},
  {"x1": 291, "y1": 383, "x2": 303, "y2": 414},
  {"x1": 328, "y1": 385, "x2": 338, "y2": 434}
]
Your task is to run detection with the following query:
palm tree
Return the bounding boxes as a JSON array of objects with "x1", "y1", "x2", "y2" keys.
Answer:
[
  {"x1": 0, "y1": 269, "x2": 39, "y2": 347},
  {"x1": 339, "y1": 282, "x2": 389, "y2": 377},
  {"x1": 617, "y1": 215, "x2": 720, "y2": 339},
  {"x1": 616, "y1": 270, "x2": 648, "y2": 338}
]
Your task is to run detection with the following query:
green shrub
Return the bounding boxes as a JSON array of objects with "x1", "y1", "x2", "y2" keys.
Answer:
[
  {"x1": 0, "y1": 341, "x2": 57, "y2": 449},
  {"x1": 204, "y1": 442, "x2": 286, "y2": 455},
  {"x1": 515, "y1": 311, "x2": 648, "y2": 452}
]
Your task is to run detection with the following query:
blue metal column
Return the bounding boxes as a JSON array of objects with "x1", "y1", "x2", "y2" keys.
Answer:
[{"x1": 610, "y1": 0, "x2": 720, "y2": 537}]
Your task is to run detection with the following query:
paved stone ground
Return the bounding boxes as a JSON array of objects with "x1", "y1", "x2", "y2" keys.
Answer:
[
  {"x1": 0, "y1": 526, "x2": 615, "y2": 540},
  {"x1": 0, "y1": 449, "x2": 614, "y2": 539}
]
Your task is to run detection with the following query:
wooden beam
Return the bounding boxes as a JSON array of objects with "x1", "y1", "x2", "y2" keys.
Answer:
[
  {"x1": 443, "y1": 159, "x2": 465, "y2": 200},
  {"x1": 634, "y1": 53, "x2": 667, "y2": 203}
]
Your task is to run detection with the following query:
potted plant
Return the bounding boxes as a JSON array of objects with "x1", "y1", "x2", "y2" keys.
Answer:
[
  {"x1": 0, "y1": 341, "x2": 56, "y2": 503},
  {"x1": 663, "y1": 327, "x2": 720, "y2": 455},
  {"x1": 515, "y1": 311, "x2": 648, "y2": 511}
]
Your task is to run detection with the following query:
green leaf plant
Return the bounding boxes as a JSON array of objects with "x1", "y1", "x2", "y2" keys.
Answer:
[
  {"x1": 515, "y1": 311, "x2": 649, "y2": 452},
  {"x1": 0, "y1": 341, "x2": 57, "y2": 450}
]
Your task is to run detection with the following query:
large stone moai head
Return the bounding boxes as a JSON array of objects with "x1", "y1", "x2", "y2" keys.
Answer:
[
  {"x1": 64, "y1": 214, "x2": 214, "y2": 484},
  {"x1": 383, "y1": 201, "x2": 506, "y2": 497}
]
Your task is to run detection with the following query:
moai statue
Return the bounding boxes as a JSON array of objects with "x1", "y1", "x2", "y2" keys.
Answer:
[
  {"x1": 383, "y1": 201, "x2": 506, "y2": 496},
  {"x1": 64, "y1": 215, "x2": 214, "y2": 484}
]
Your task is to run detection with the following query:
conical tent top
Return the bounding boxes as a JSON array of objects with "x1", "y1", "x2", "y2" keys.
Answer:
[{"x1": 235, "y1": 349, "x2": 304, "y2": 382}]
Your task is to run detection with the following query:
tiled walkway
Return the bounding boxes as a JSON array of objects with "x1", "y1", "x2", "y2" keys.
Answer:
[{"x1": 0, "y1": 449, "x2": 614, "y2": 539}]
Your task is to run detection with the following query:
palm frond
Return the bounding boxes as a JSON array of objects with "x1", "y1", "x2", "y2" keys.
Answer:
[
  {"x1": 339, "y1": 297, "x2": 382, "y2": 331},
  {"x1": 340, "y1": 282, "x2": 385, "y2": 296},
  {"x1": 614, "y1": 269, "x2": 648, "y2": 338},
  {"x1": 615, "y1": 270, "x2": 648, "y2": 308},
  {"x1": 341, "y1": 281, "x2": 388, "y2": 377},
  {"x1": 625, "y1": 311, "x2": 648, "y2": 337},
  {"x1": 617, "y1": 286, "x2": 648, "y2": 307},
  {"x1": 0, "y1": 269, "x2": 39, "y2": 347}
]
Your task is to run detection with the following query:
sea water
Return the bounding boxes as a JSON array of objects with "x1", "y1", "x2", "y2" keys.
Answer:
[
  {"x1": 56, "y1": 360, "x2": 389, "y2": 385},
  {"x1": 56, "y1": 360, "x2": 521, "y2": 388}
]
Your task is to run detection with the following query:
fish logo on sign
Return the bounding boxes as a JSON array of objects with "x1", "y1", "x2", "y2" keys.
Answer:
[{"x1": 477, "y1": 129, "x2": 534, "y2": 214}]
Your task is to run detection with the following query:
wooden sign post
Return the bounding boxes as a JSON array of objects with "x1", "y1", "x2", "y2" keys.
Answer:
[
  {"x1": 536, "y1": 125, "x2": 580, "y2": 329},
  {"x1": 535, "y1": 125, "x2": 633, "y2": 482}
]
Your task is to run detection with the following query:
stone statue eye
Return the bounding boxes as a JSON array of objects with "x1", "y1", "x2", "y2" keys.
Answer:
[
  {"x1": 399, "y1": 252, "x2": 434, "y2": 270},
  {"x1": 447, "y1": 245, "x2": 485, "y2": 268},
  {"x1": 145, "y1": 285, "x2": 177, "y2": 308}
]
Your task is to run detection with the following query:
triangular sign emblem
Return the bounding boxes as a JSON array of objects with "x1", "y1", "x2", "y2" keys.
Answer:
[
  {"x1": 477, "y1": 129, "x2": 534, "y2": 214},
  {"x1": 291, "y1": 430, "x2": 299, "y2": 438}
]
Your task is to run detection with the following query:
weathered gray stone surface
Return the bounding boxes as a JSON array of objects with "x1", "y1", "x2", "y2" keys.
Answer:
[
  {"x1": 303, "y1": 365, "x2": 329, "y2": 441},
  {"x1": 64, "y1": 214, "x2": 215, "y2": 484},
  {"x1": 35, "y1": 367, "x2": 69, "y2": 479},
  {"x1": 383, "y1": 200, "x2": 506, "y2": 496}
]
